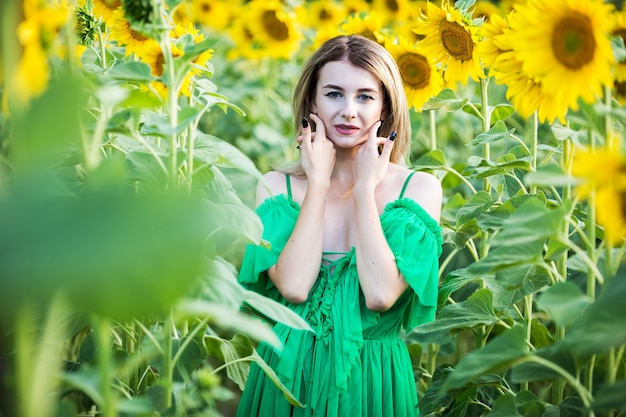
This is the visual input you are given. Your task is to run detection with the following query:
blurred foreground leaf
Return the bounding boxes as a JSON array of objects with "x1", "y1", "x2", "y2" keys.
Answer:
[{"x1": 0, "y1": 183, "x2": 211, "y2": 320}]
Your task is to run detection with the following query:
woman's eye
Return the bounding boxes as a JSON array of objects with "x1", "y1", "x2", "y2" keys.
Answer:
[
  {"x1": 359, "y1": 94, "x2": 374, "y2": 101},
  {"x1": 325, "y1": 91, "x2": 341, "y2": 98}
]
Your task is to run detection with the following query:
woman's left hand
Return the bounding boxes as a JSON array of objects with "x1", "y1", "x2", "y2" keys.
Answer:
[{"x1": 353, "y1": 121, "x2": 395, "y2": 192}]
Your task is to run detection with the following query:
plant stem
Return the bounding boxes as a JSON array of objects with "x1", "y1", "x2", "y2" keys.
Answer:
[
  {"x1": 94, "y1": 315, "x2": 116, "y2": 417},
  {"x1": 162, "y1": 311, "x2": 174, "y2": 410},
  {"x1": 529, "y1": 111, "x2": 538, "y2": 195},
  {"x1": 429, "y1": 110, "x2": 437, "y2": 151},
  {"x1": 159, "y1": 5, "x2": 179, "y2": 190}
]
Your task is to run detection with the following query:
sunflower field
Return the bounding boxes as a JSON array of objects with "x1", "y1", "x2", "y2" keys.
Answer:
[{"x1": 0, "y1": 0, "x2": 625, "y2": 416}]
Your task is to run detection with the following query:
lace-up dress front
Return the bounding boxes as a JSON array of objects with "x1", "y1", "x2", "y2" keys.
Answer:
[{"x1": 236, "y1": 173, "x2": 442, "y2": 417}]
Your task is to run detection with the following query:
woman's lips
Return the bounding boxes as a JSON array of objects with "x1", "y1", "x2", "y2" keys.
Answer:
[{"x1": 335, "y1": 124, "x2": 359, "y2": 135}]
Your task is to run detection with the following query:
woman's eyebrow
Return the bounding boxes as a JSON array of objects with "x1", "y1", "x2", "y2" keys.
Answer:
[{"x1": 322, "y1": 84, "x2": 378, "y2": 93}]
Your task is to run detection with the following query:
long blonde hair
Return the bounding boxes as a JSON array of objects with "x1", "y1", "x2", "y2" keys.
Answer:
[{"x1": 283, "y1": 35, "x2": 411, "y2": 178}]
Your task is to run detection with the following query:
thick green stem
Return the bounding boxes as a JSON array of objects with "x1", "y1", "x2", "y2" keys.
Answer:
[
  {"x1": 429, "y1": 110, "x2": 437, "y2": 151},
  {"x1": 94, "y1": 316, "x2": 116, "y2": 417},
  {"x1": 529, "y1": 111, "x2": 538, "y2": 195},
  {"x1": 162, "y1": 312, "x2": 174, "y2": 410}
]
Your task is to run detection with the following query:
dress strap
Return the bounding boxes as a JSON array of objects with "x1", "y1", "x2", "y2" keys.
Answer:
[
  {"x1": 285, "y1": 174, "x2": 293, "y2": 201},
  {"x1": 399, "y1": 171, "x2": 416, "y2": 198}
]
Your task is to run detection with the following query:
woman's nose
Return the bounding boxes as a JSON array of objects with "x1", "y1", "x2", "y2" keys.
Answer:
[{"x1": 340, "y1": 101, "x2": 357, "y2": 119}]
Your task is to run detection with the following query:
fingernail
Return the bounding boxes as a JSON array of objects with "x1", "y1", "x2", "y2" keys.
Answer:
[
  {"x1": 390, "y1": 131, "x2": 397, "y2": 141},
  {"x1": 302, "y1": 118, "x2": 309, "y2": 129}
]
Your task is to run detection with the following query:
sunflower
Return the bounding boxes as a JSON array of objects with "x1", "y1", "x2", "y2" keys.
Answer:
[
  {"x1": 245, "y1": 0, "x2": 303, "y2": 59},
  {"x1": 342, "y1": 0, "x2": 370, "y2": 17},
  {"x1": 92, "y1": 0, "x2": 122, "y2": 24},
  {"x1": 371, "y1": 0, "x2": 411, "y2": 26},
  {"x1": 301, "y1": 0, "x2": 347, "y2": 30},
  {"x1": 225, "y1": 9, "x2": 264, "y2": 61},
  {"x1": 610, "y1": 9, "x2": 626, "y2": 82},
  {"x1": 414, "y1": 1, "x2": 484, "y2": 85},
  {"x1": 386, "y1": 36, "x2": 445, "y2": 110},
  {"x1": 389, "y1": 1, "x2": 428, "y2": 44},
  {"x1": 508, "y1": 0, "x2": 615, "y2": 115},
  {"x1": 477, "y1": 12, "x2": 509, "y2": 79},
  {"x1": 108, "y1": 9, "x2": 152, "y2": 56},
  {"x1": 172, "y1": 0, "x2": 194, "y2": 25},
  {"x1": 191, "y1": 0, "x2": 232, "y2": 32},
  {"x1": 339, "y1": 10, "x2": 386, "y2": 44},
  {"x1": 471, "y1": 0, "x2": 502, "y2": 22},
  {"x1": 572, "y1": 144, "x2": 626, "y2": 245}
]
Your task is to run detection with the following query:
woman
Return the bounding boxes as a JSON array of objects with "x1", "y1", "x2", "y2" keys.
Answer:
[{"x1": 237, "y1": 35, "x2": 443, "y2": 417}]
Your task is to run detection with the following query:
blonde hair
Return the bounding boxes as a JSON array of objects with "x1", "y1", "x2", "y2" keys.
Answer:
[{"x1": 283, "y1": 35, "x2": 411, "y2": 178}]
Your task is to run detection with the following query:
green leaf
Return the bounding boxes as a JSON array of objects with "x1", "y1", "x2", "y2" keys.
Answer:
[
  {"x1": 193, "y1": 132, "x2": 263, "y2": 180},
  {"x1": 0, "y1": 187, "x2": 210, "y2": 320},
  {"x1": 536, "y1": 282, "x2": 591, "y2": 329},
  {"x1": 525, "y1": 165, "x2": 579, "y2": 187},
  {"x1": 422, "y1": 88, "x2": 468, "y2": 112},
  {"x1": 243, "y1": 290, "x2": 313, "y2": 332},
  {"x1": 469, "y1": 121, "x2": 515, "y2": 146},
  {"x1": 411, "y1": 149, "x2": 447, "y2": 170},
  {"x1": 490, "y1": 104, "x2": 516, "y2": 124},
  {"x1": 592, "y1": 380, "x2": 626, "y2": 412},
  {"x1": 444, "y1": 325, "x2": 529, "y2": 390},
  {"x1": 108, "y1": 61, "x2": 152, "y2": 82},
  {"x1": 141, "y1": 106, "x2": 200, "y2": 137},
  {"x1": 456, "y1": 190, "x2": 494, "y2": 226},
  {"x1": 563, "y1": 275, "x2": 626, "y2": 355},
  {"x1": 176, "y1": 299, "x2": 281, "y2": 348},
  {"x1": 469, "y1": 241, "x2": 545, "y2": 273},
  {"x1": 183, "y1": 35, "x2": 219, "y2": 61},
  {"x1": 407, "y1": 289, "x2": 499, "y2": 345},
  {"x1": 490, "y1": 198, "x2": 563, "y2": 247}
]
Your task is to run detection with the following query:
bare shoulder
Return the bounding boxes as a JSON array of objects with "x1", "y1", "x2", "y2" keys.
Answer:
[
  {"x1": 255, "y1": 171, "x2": 288, "y2": 206},
  {"x1": 389, "y1": 165, "x2": 442, "y2": 222}
]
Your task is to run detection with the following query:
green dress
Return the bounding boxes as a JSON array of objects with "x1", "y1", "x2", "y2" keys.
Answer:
[{"x1": 236, "y1": 173, "x2": 443, "y2": 417}]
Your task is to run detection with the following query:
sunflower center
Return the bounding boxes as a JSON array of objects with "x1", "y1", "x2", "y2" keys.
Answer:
[
  {"x1": 439, "y1": 19, "x2": 473, "y2": 61},
  {"x1": 386, "y1": 0, "x2": 399, "y2": 12},
  {"x1": 397, "y1": 52, "x2": 431, "y2": 89},
  {"x1": 201, "y1": 3, "x2": 211, "y2": 13},
  {"x1": 155, "y1": 54, "x2": 164, "y2": 76},
  {"x1": 319, "y1": 9, "x2": 332, "y2": 21},
  {"x1": 262, "y1": 10, "x2": 289, "y2": 41},
  {"x1": 105, "y1": 0, "x2": 122, "y2": 8},
  {"x1": 131, "y1": 28, "x2": 148, "y2": 42},
  {"x1": 551, "y1": 12, "x2": 595, "y2": 70}
]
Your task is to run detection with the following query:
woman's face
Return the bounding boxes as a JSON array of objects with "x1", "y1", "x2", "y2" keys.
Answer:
[{"x1": 311, "y1": 60, "x2": 384, "y2": 149}]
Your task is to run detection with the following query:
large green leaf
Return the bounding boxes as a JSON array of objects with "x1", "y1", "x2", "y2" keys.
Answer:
[
  {"x1": 562, "y1": 275, "x2": 626, "y2": 356},
  {"x1": 490, "y1": 198, "x2": 564, "y2": 247},
  {"x1": 536, "y1": 282, "x2": 591, "y2": 329},
  {"x1": 243, "y1": 290, "x2": 313, "y2": 332},
  {"x1": 410, "y1": 149, "x2": 447, "y2": 170},
  {"x1": 175, "y1": 299, "x2": 281, "y2": 348},
  {"x1": 0, "y1": 186, "x2": 209, "y2": 320},
  {"x1": 407, "y1": 289, "x2": 500, "y2": 345},
  {"x1": 487, "y1": 391, "x2": 559, "y2": 417},
  {"x1": 444, "y1": 325, "x2": 529, "y2": 390},
  {"x1": 456, "y1": 190, "x2": 494, "y2": 226},
  {"x1": 469, "y1": 121, "x2": 515, "y2": 146},
  {"x1": 422, "y1": 88, "x2": 468, "y2": 112},
  {"x1": 592, "y1": 380, "x2": 626, "y2": 412},
  {"x1": 193, "y1": 132, "x2": 264, "y2": 180}
]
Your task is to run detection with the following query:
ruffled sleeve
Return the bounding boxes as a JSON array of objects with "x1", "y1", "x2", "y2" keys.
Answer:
[
  {"x1": 237, "y1": 195, "x2": 300, "y2": 300},
  {"x1": 381, "y1": 199, "x2": 443, "y2": 330}
]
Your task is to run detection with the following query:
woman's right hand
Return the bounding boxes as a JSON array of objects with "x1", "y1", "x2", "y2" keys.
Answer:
[{"x1": 298, "y1": 113, "x2": 335, "y2": 188}]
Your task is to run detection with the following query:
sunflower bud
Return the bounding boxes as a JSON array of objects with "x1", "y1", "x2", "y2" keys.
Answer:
[
  {"x1": 122, "y1": 0, "x2": 155, "y2": 26},
  {"x1": 75, "y1": 7, "x2": 98, "y2": 45}
]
